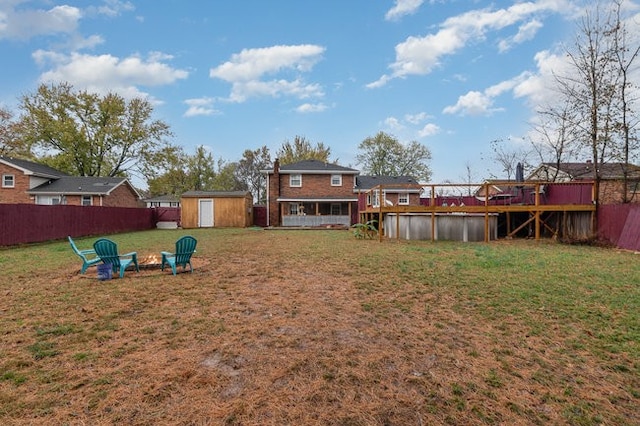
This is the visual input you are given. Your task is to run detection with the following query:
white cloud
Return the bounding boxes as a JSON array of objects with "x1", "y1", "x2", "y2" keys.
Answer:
[
  {"x1": 369, "y1": 0, "x2": 576, "y2": 87},
  {"x1": 210, "y1": 44, "x2": 326, "y2": 102},
  {"x1": 184, "y1": 97, "x2": 219, "y2": 117},
  {"x1": 296, "y1": 102, "x2": 328, "y2": 113},
  {"x1": 226, "y1": 79, "x2": 324, "y2": 103},
  {"x1": 498, "y1": 19, "x2": 543, "y2": 52},
  {"x1": 443, "y1": 71, "x2": 534, "y2": 116},
  {"x1": 385, "y1": 0, "x2": 424, "y2": 21},
  {"x1": 512, "y1": 49, "x2": 570, "y2": 105},
  {"x1": 210, "y1": 45, "x2": 324, "y2": 82},
  {"x1": 383, "y1": 116, "x2": 404, "y2": 132},
  {"x1": 418, "y1": 123, "x2": 440, "y2": 137},
  {"x1": 405, "y1": 112, "x2": 431, "y2": 124},
  {"x1": 34, "y1": 50, "x2": 189, "y2": 99},
  {"x1": 0, "y1": 4, "x2": 81, "y2": 40},
  {"x1": 442, "y1": 90, "x2": 495, "y2": 116},
  {"x1": 382, "y1": 111, "x2": 438, "y2": 139},
  {"x1": 96, "y1": 0, "x2": 135, "y2": 17}
]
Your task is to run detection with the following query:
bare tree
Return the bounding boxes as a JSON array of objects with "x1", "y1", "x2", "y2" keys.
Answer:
[
  {"x1": 529, "y1": 100, "x2": 583, "y2": 181},
  {"x1": 488, "y1": 138, "x2": 530, "y2": 180},
  {"x1": 459, "y1": 161, "x2": 478, "y2": 195},
  {"x1": 610, "y1": 0, "x2": 640, "y2": 202},
  {"x1": 555, "y1": 3, "x2": 620, "y2": 210}
]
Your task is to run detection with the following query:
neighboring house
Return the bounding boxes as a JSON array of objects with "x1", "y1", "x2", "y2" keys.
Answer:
[
  {"x1": 263, "y1": 159, "x2": 360, "y2": 227},
  {"x1": 354, "y1": 175, "x2": 422, "y2": 209},
  {"x1": 143, "y1": 194, "x2": 181, "y2": 208},
  {"x1": 0, "y1": 156, "x2": 142, "y2": 207},
  {"x1": 528, "y1": 161, "x2": 640, "y2": 204}
]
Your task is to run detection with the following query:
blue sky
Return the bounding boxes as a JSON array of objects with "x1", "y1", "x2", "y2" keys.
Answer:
[{"x1": 0, "y1": 0, "x2": 632, "y2": 185}]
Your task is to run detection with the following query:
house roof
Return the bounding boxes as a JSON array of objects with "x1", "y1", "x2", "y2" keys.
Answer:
[
  {"x1": 0, "y1": 156, "x2": 68, "y2": 178},
  {"x1": 268, "y1": 159, "x2": 359, "y2": 174},
  {"x1": 181, "y1": 190, "x2": 251, "y2": 198},
  {"x1": 354, "y1": 175, "x2": 420, "y2": 190},
  {"x1": 144, "y1": 194, "x2": 180, "y2": 203},
  {"x1": 28, "y1": 176, "x2": 135, "y2": 196},
  {"x1": 534, "y1": 162, "x2": 640, "y2": 180}
]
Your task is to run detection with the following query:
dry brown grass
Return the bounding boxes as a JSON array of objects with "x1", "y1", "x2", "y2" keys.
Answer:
[{"x1": 0, "y1": 228, "x2": 638, "y2": 425}]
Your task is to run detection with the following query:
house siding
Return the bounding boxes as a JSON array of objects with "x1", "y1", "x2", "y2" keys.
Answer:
[
  {"x1": 0, "y1": 163, "x2": 31, "y2": 204},
  {"x1": 598, "y1": 180, "x2": 639, "y2": 204},
  {"x1": 279, "y1": 173, "x2": 356, "y2": 199},
  {"x1": 102, "y1": 183, "x2": 143, "y2": 208}
]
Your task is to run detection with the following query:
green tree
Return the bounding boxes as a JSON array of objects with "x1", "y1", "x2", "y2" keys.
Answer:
[
  {"x1": 236, "y1": 146, "x2": 272, "y2": 203},
  {"x1": 146, "y1": 166, "x2": 191, "y2": 198},
  {"x1": 212, "y1": 160, "x2": 246, "y2": 191},
  {"x1": 356, "y1": 131, "x2": 432, "y2": 182},
  {"x1": 276, "y1": 135, "x2": 332, "y2": 164},
  {"x1": 17, "y1": 82, "x2": 175, "y2": 181},
  {"x1": 0, "y1": 107, "x2": 28, "y2": 157},
  {"x1": 187, "y1": 146, "x2": 217, "y2": 191},
  {"x1": 147, "y1": 147, "x2": 246, "y2": 196}
]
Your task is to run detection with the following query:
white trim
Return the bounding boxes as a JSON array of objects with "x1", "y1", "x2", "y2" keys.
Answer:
[
  {"x1": 289, "y1": 174, "x2": 302, "y2": 187},
  {"x1": 278, "y1": 198, "x2": 357, "y2": 202}
]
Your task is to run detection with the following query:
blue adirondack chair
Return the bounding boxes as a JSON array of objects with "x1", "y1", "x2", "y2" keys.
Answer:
[
  {"x1": 93, "y1": 238, "x2": 139, "y2": 278},
  {"x1": 68, "y1": 236, "x2": 102, "y2": 274},
  {"x1": 161, "y1": 236, "x2": 197, "y2": 275}
]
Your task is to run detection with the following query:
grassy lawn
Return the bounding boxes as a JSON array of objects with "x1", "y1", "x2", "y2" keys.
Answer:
[{"x1": 0, "y1": 228, "x2": 638, "y2": 425}]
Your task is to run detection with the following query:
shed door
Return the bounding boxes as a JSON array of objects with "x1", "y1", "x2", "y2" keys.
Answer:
[{"x1": 199, "y1": 199, "x2": 214, "y2": 227}]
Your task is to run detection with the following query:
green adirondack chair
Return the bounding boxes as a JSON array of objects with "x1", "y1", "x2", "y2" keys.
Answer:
[
  {"x1": 161, "y1": 236, "x2": 197, "y2": 275},
  {"x1": 68, "y1": 236, "x2": 102, "y2": 274},
  {"x1": 93, "y1": 238, "x2": 139, "y2": 278}
]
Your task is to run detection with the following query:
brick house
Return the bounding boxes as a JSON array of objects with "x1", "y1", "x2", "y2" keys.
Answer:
[
  {"x1": 354, "y1": 175, "x2": 422, "y2": 209},
  {"x1": 263, "y1": 159, "x2": 360, "y2": 227},
  {"x1": 0, "y1": 156, "x2": 142, "y2": 207},
  {"x1": 528, "y1": 161, "x2": 640, "y2": 204}
]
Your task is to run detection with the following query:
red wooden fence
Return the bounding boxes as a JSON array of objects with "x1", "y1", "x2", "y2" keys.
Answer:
[
  {"x1": 0, "y1": 204, "x2": 156, "y2": 246},
  {"x1": 2, "y1": 203, "x2": 639, "y2": 250},
  {"x1": 598, "y1": 204, "x2": 640, "y2": 251}
]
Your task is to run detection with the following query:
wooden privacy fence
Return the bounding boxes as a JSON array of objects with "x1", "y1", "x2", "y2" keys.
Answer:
[
  {"x1": 0, "y1": 204, "x2": 158, "y2": 247},
  {"x1": 598, "y1": 204, "x2": 640, "y2": 251}
]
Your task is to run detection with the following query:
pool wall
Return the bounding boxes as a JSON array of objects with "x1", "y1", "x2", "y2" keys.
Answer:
[{"x1": 383, "y1": 213, "x2": 498, "y2": 242}]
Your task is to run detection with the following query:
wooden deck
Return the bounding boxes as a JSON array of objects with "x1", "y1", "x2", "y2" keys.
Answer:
[{"x1": 359, "y1": 181, "x2": 596, "y2": 242}]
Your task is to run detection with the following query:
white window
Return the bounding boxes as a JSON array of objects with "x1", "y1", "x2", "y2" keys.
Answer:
[
  {"x1": 2, "y1": 174, "x2": 15, "y2": 188},
  {"x1": 398, "y1": 193, "x2": 409, "y2": 205},
  {"x1": 331, "y1": 174, "x2": 342, "y2": 186},
  {"x1": 289, "y1": 203, "x2": 299, "y2": 215},
  {"x1": 35, "y1": 195, "x2": 62, "y2": 205},
  {"x1": 290, "y1": 174, "x2": 302, "y2": 187},
  {"x1": 82, "y1": 195, "x2": 92, "y2": 206},
  {"x1": 371, "y1": 190, "x2": 380, "y2": 207}
]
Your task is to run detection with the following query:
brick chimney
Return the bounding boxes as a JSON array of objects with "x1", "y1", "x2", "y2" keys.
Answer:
[{"x1": 268, "y1": 158, "x2": 281, "y2": 226}]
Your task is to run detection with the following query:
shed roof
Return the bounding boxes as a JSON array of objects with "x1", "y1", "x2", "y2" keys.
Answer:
[{"x1": 181, "y1": 190, "x2": 251, "y2": 198}]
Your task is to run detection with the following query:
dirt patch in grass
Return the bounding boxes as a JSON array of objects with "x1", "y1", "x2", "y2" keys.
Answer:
[{"x1": 0, "y1": 230, "x2": 638, "y2": 425}]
